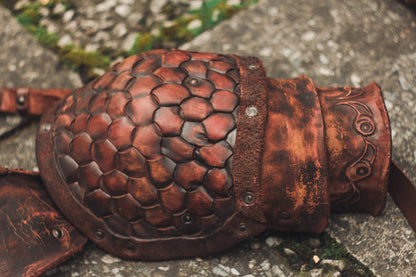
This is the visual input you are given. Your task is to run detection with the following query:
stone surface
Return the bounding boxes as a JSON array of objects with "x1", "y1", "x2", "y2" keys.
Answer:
[
  {"x1": 1, "y1": 0, "x2": 416, "y2": 276},
  {"x1": 0, "y1": 8, "x2": 81, "y2": 170},
  {"x1": 183, "y1": 0, "x2": 416, "y2": 276},
  {"x1": 0, "y1": 9, "x2": 82, "y2": 89},
  {"x1": 12, "y1": 0, "x2": 197, "y2": 56},
  {"x1": 43, "y1": 240, "x2": 295, "y2": 277}
]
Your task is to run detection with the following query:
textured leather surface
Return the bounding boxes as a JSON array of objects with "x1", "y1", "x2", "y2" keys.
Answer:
[
  {"x1": 318, "y1": 84, "x2": 391, "y2": 215},
  {"x1": 36, "y1": 49, "x2": 270, "y2": 260},
  {"x1": 262, "y1": 76, "x2": 329, "y2": 233},
  {"x1": 51, "y1": 49, "x2": 239, "y2": 236},
  {"x1": 0, "y1": 88, "x2": 72, "y2": 115},
  {"x1": 0, "y1": 169, "x2": 87, "y2": 277},
  {"x1": 231, "y1": 55, "x2": 268, "y2": 224},
  {"x1": 32, "y1": 49, "x2": 393, "y2": 261}
]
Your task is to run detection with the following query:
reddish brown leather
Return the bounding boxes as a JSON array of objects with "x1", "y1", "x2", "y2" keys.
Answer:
[
  {"x1": 29, "y1": 49, "x2": 394, "y2": 261},
  {"x1": 36, "y1": 49, "x2": 266, "y2": 260},
  {"x1": 0, "y1": 168, "x2": 87, "y2": 277},
  {"x1": 231, "y1": 55, "x2": 268, "y2": 224},
  {"x1": 262, "y1": 76, "x2": 329, "y2": 233},
  {"x1": 318, "y1": 84, "x2": 391, "y2": 215},
  {"x1": 0, "y1": 88, "x2": 72, "y2": 115}
]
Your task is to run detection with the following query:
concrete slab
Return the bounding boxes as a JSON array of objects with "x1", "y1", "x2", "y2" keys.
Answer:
[
  {"x1": 0, "y1": 7, "x2": 82, "y2": 170},
  {"x1": 1, "y1": 0, "x2": 416, "y2": 276},
  {"x1": 183, "y1": 0, "x2": 416, "y2": 276}
]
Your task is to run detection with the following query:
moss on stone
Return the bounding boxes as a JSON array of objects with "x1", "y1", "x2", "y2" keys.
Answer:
[
  {"x1": 128, "y1": 32, "x2": 157, "y2": 56},
  {"x1": 159, "y1": 17, "x2": 195, "y2": 44},
  {"x1": 16, "y1": 3, "x2": 42, "y2": 26},
  {"x1": 128, "y1": 0, "x2": 259, "y2": 56},
  {"x1": 270, "y1": 231, "x2": 375, "y2": 276},
  {"x1": 30, "y1": 26, "x2": 60, "y2": 50},
  {"x1": 58, "y1": 45, "x2": 111, "y2": 70},
  {"x1": 8, "y1": 0, "x2": 259, "y2": 82}
]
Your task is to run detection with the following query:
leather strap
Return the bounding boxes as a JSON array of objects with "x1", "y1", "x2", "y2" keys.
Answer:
[
  {"x1": 0, "y1": 88, "x2": 72, "y2": 115},
  {"x1": 0, "y1": 168, "x2": 87, "y2": 277},
  {"x1": 232, "y1": 55, "x2": 269, "y2": 223},
  {"x1": 388, "y1": 161, "x2": 416, "y2": 232}
]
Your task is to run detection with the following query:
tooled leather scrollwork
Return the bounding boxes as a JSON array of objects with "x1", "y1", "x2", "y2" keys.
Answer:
[
  {"x1": 333, "y1": 88, "x2": 377, "y2": 185},
  {"x1": 317, "y1": 84, "x2": 390, "y2": 214}
]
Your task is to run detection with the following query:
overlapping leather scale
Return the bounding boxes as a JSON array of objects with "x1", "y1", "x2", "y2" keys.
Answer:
[{"x1": 52, "y1": 49, "x2": 240, "y2": 238}]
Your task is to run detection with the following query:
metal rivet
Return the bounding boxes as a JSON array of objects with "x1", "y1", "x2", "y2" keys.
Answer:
[
  {"x1": 248, "y1": 65, "x2": 257, "y2": 70},
  {"x1": 360, "y1": 123, "x2": 371, "y2": 132},
  {"x1": 181, "y1": 213, "x2": 193, "y2": 225},
  {"x1": 52, "y1": 228, "x2": 64, "y2": 239},
  {"x1": 280, "y1": 212, "x2": 290, "y2": 220},
  {"x1": 41, "y1": 123, "x2": 51, "y2": 133},
  {"x1": 16, "y1": 95, "x2": 26, "y2": 106},
  {"x1": 190, "y1": 78, "x2": 200, "y2": 86},
  {"x1": 243, "y1": 192, "x2": 255, "y2": 205},
  {"x1": 126, "y1": 242, "x2": 136, "y2": 253},
  {"x1": 356, "y1": 166, "x2": 369, "y2": 176},
  {"x1": 95, "y1": 229, "x2": 104, "y2": 240},
  {"x1": 239, "y1": 223, "x2": 248, "y2": 233},
  {"x1": 245, "y1": 106, "x2": 258, "y2": 117}
]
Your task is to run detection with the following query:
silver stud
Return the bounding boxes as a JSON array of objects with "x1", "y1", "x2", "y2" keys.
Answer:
[
  {"x1": 245, "y1": 106, "x2": 258, "y2": 117},
  {"x1": 95, "y1": 229, "x2": 104, "y2": 239},
  {"x1": 41, "y1": 123, "x2": 51, "y2": 133},
  {"x1": 16, "y1": 95, "x2": 26, "y2": 106},
  {"x1": 126, "y1": 242, "x2": 136, "y2": 253},
  {"x1": 239, "y1": 223, "x2": 248, "y2": 233},
  {"x1": 190, "y1": 78, "x2": 200, "y2": 86},
  {"x1": 52, "y1": 228, "x2": 64, "y2": 239},
  {"x1": 181, "y1": 213, "x2": 193, "y2": 224},
  {"x1": 243, "y1": 192, "x2": 255, "y2": 205},
  {"x1": 248, "y1": 65, "x2": 257, "y2": 70}
]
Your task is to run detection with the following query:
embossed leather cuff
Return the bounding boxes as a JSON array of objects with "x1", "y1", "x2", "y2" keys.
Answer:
[{"x1": 318, "y1": 84, "x2": 391, "y2": 215}]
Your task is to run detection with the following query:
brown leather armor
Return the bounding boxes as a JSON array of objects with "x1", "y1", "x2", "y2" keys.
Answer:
[
  {"x1": 0, "y1": 49, "x2": 412, "y2": 276},
  {"x1": 35, "y1": 49, "x2": 391, "y2": 258}
]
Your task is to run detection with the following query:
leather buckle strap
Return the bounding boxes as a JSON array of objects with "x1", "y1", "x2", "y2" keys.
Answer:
[
  {"x1": 0, "y1": 87, "x2": 73, "y2": 115},
  {"x1": 16, "y1": 87, "x2": 30, "y2": 112}
]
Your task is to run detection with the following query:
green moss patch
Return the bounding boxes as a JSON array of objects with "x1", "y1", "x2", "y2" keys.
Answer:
[
  {"x1": 5, "y1": 0, "x2": 258, "y2": 82},
  {"x1": 6, "y1": 0, "x2": 258, "y2": 81},
  {"x1": 129, "y1": 0, "x2": 258, "y2": 56},
  {"x1": 266, "y1": 231, "x2": 375, "y2": 276}
]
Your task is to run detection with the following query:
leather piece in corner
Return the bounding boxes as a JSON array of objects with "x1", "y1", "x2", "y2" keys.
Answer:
[{"x1": 0, "y1": 170, "x2": 87, "y2": 277}]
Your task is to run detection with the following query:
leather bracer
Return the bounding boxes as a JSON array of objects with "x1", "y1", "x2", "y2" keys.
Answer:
[{"x1": 33, "y1": 49, "x2": 391, "y2": 260}]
